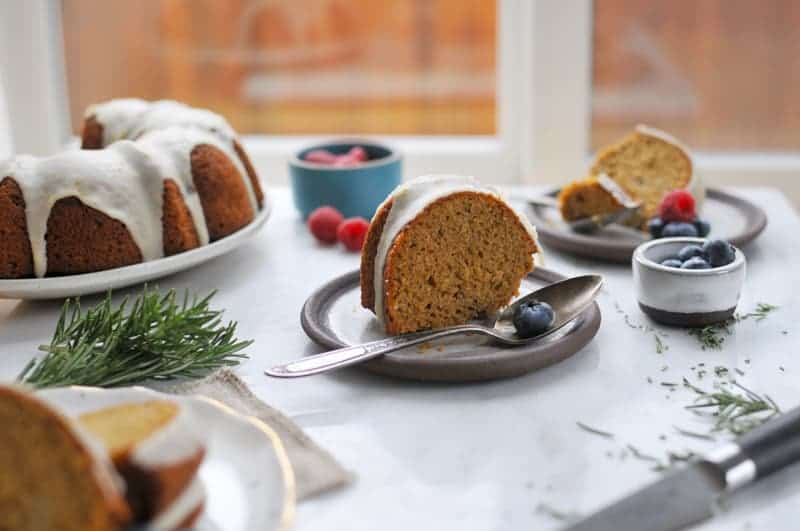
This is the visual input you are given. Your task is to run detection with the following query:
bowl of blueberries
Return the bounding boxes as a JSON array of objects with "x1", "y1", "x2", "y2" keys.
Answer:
[{"x1": 632, "y1": 237, "x2": 745, "y2": 327}]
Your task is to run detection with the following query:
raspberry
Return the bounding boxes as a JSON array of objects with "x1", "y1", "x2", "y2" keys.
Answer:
[
  {"x1": 348, "y1": 146, "x2": 368, "y2": 162},
  {"x1": 304, "y1": 149, "x2": 337, "y2": 164},
  {"x1": 337, "y1": 217, "x2": 370, "y2": 252},
  {"x1": 308, "y1": 206, "x2": 344, "y2": 243},
  {"x1": 658, "y1": 190, "x2": 697, "y2": 223}
]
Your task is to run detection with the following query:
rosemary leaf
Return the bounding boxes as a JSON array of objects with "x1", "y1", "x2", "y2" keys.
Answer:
[{"x1": 18, "y1": 288, "x2": 251, "y2": 389}]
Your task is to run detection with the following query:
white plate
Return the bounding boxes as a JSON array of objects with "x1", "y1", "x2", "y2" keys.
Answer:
[
  {"x1": 36, "y1": 386, "x2": 295, "y2": 531},
  {"x1": 0, "y1": 201, "x2": 271, "y2": 300}
]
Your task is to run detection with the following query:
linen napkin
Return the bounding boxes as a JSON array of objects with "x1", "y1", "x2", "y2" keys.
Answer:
[{"x1": 152, "y1": 369, "x2": 353, "y2": 500}]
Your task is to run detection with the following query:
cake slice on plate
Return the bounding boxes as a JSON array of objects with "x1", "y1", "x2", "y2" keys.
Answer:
[
  {"x1": 0, "y1": 386, "x2": 131, "y2": 531},
  {"x1": 361, "y1": 175, "x2": 539, "y2": 335},
  {"x1": 78, "y1": 399, "x2": 206, "y2": 526},
  {"x1": 559, "y1": 125, "x2": 701, "y2": 229}
]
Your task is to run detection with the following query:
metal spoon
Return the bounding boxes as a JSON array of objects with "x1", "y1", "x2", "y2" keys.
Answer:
[{"x1": 265, "y1": 275, "x2": 603, "y2": 378}]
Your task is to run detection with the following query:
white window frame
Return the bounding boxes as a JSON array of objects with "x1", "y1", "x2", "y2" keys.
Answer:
[{"x1": 2, "y1": 0, "x2": 799, "y2": 193}]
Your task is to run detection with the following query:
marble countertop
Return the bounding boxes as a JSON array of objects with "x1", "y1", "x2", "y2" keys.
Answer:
[{"x1": 1, "y1": 186, "x2": 798, "y2": 531}]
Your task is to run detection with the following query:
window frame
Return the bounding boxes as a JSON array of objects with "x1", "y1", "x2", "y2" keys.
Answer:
[{"x1": 2, "y1": 0, "x2": 799, "y2": 192}]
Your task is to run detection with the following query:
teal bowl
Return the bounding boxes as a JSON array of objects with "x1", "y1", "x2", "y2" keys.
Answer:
[{"x1": 289, "y1": 139, "x2": 402, "y2": 220}]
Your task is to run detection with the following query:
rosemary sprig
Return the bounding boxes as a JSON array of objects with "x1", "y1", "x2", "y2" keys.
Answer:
[
  {"x1": 683, "y1": 378, "x2": 780, "y2": 435},
  {"x1": 688, "y1": 302, "x2": 779, "y2": 350},
  {"x1": 18, "y1": 288, "x2": 251, "y2": 389},
  {"x1": 741, "y1": 303, "x2": 780, "y2": 322}
]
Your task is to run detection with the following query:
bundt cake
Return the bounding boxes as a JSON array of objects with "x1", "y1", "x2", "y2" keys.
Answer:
[
  {"x1": 0, "y1": 112, "x2": 263, "y2": 278},
  {"x1": 78, "y1": 399, "x2": 205, "y2": 525},
  {"x1": 559, "y1": 125, "x2": 701, "y2": 229},
  {"x1": 0, "y1": 385, "x2": 131, "y2": 531},
  {"x1": 361, "y1": 175, "x2": 539, "y2": 335},
  {"x1": 81, "y1": 98, "x2": 264, "y2": 209}
]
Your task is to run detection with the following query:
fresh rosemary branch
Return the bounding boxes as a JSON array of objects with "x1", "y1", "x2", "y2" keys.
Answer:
[
  {"x1": 18, "y1": 288, "x2": 251, "y2": 389},
  {"x1": 683, "y1": 378, "x2": 780, "y2": 435}
]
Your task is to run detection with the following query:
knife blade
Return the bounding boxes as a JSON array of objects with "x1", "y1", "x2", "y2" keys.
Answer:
[{"x1": 564, "y1": 404, "x2": 800, "y2": 531}]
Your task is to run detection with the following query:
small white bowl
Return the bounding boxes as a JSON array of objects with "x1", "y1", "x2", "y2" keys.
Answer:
[{"x1": 632, "y1": 237, "x2": 746, "y2": 327}]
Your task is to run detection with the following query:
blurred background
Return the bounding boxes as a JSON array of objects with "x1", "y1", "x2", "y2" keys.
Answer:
[{"x1": 62, "y1": 0, "x2": 799, "y2": 150}]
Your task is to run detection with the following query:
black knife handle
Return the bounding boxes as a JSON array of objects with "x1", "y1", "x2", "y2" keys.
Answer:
[{"x1": 738, "y1": 405, "x2": 800, "y2": 480}]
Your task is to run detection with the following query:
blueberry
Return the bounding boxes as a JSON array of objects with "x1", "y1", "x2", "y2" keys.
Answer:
[
  {"x1": 661, "y1": 258, "x2": 683, "y2": 268},
  {"x1": 513, "y1": 301, "x2": 555, "y2": 338},
  {"x1": 648, "y1": 217, "x2": 665, "y2": 238},
  {"x1": 681, "y1": 256, "x2": 712, "y2": 269},
  {"x1": 661, "y1": 222, "x2": 699, "y2": 238},
  {"x1": 677, "y1": 244, "x2": 705, "y2": 262},
  {"x1": 694, "y1": 218, "x2": 711, "y2": 237},
  {"x1": 702, "y1": 239, "x2": 735, "y2": 267}
]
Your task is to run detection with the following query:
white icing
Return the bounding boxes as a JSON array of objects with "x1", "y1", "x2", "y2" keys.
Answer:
[
  {"x1": 150, "y1": 476, "x2": 205, "y2": 531},
  {"x1": 372, "y1": 175, "x2": 538, "y2": 325},
  {"x1": 0, "y1": 126, "x2": 256, "y2": 278},
  {"x1": 87, "y1": 99, "x2": 237, "y2": 145},
  {"x1": 130, "y1": 399, "x2": 205, "y2": 469}
]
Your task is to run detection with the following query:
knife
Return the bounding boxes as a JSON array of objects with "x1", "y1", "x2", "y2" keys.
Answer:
[{"x1": 564, "y1": 404, "x2": 800, "y2": 531}]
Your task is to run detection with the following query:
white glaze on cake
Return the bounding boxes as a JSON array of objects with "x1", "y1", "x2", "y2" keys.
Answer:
[
  {"x1": 128, "y1": 399, "x2": 204, "y2": 469},
  {"x1": 86, "y1": 99, "x2": 237, "y2": 145},
  {"x1": 372, "y1": 175, "x2": 538, "y2": 324},
  {"x1": 150, "y1": 476, "x2": 205, "y2": 531},
  {"x1": 0, "y1": 126, "x2": 256, "y2": 278}
]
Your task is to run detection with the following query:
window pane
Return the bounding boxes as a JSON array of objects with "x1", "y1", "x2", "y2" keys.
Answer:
[
  {"x1": 61, "y1": 0, "x2": 496, "y2": 136},
  {"x1": 592, "y1": 0, "x2": 800, "y2": 151}
]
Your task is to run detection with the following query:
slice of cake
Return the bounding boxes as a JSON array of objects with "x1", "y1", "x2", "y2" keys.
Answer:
[
  {"x1": 0, "y1": 385, "x2": 131, "y2": 531},
  {"x1": 559, "y1": 125, "x2": 700, "y2": 229},
  {"x1": 361, "y1": 175, "x2": 539, "y2": 335},
  {"x1": 78, "y1": 399, "x2": 205, "y2": 525},
  {"x1": 558, "y1": 174, "x2": 633, "y2": 222}
]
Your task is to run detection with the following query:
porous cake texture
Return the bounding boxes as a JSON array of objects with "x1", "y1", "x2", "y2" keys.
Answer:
[{"x1": 361, "y1": 175, "x2": 539, "y2": 335}]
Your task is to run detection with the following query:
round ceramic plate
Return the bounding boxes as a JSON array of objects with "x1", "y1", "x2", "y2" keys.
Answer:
[
  {"x1": 301, "y1": 267, "x2": 602, "y2": 382},
  {"x1": 0, "y1": 201, "x2": 271, "y2": 300},
  {"x1": 36, "y1": 386, "x2": 295, "y2": 531},
  {"x1": 525, "y1": 188, "x2": 767, "y2": 263}
]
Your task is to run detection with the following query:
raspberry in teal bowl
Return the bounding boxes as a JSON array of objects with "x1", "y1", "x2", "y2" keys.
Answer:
[{"x1": 289, "y1": 139, "x2": 402, "y2": 220}]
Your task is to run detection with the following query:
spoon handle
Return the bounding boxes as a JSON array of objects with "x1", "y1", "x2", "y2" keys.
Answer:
[{"x1": 265, "y1": 325, "x2": 484, "y2": 378}]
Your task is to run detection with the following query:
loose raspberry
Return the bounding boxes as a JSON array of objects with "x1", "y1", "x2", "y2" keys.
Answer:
[
  {"x1": 305, "y1": 149, "x2": 338, "y2": 164},
  {"x1": 658, "y1": 190, "x2": 697, "y2": 223},
  {"x1": 337, "y1": 217, "x2": 370, "y2": 252},
  {"x1": 308, "y1": 206, "x2": 344, "y2": 244}
]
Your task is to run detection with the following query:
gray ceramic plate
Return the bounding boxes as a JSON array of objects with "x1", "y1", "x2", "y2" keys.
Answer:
[
  {"x1": 300, "y1": 267, "x2": 601, "y2": 382},
  {"x1": 525, "y1": 188, "x2": 767, "y2": 263}
]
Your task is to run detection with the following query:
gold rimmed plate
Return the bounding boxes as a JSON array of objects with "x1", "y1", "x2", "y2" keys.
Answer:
[{"x1": 36, "y1": 385, "x2": 295, "y2": 531}]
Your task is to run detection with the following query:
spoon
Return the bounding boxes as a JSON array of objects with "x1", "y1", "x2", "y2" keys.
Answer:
[{"x1": 265, "y1": 275, "x2": 603, "y2": 378}]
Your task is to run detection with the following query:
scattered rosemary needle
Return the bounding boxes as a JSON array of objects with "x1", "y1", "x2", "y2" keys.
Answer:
[
  {"x1": 18, "y1": 288, "x2": 252, "y2": 389},
  {"x1": 576, "y1": 421, "x2": 614, "y2": 439},
  {"x1": 673, "y1": 425, "x2": 716, "y2": 442},
  {"x1": 683, "y1": 378, "x2": 781, "y2": 435}
]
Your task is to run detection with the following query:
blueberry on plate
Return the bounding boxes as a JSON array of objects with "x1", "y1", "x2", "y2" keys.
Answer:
[
  {"x1": 677, "y1": 244, "x2": 705, "y2": 262},
  {"x1": 661, "y1": 258, "x2": 683, "y2": 268},
  {"x1": 694, "y1": 218, "x2": 711, "y2": 237},
  {"x1": 513, "y1": 301, "x2": 555, "y2": 338},
  {"x1": 702, "y1": 239, "x2": 736, "y2": 267},
  {"x1": 648, "y1": 217, "x2": 665, "y2": 238},
  {"x1": 681, "y1": 256, "x2": 712, "y2": 270},
  {"x1": 661, "y1": 222, "x2": 699, "y2": 238}
]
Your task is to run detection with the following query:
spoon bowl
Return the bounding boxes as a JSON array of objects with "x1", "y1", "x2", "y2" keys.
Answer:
[{"x1": 266, "y1": 275, "x2": 603, "y2": 378}]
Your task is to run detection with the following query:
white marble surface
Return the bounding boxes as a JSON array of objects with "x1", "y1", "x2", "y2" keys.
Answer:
[{"x1": 0, "y1": 187, "x2": 798, "y2": 531}]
